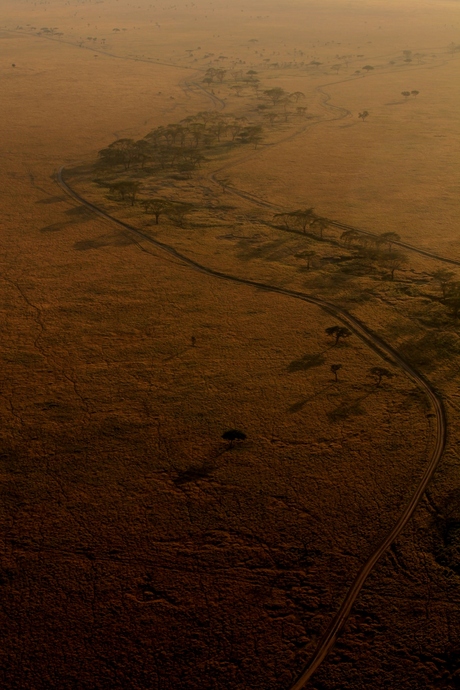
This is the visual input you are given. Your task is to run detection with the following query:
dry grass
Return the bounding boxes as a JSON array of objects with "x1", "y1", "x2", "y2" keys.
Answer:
[{"x1": 1, "y1": 1, "x2": 460, "y2": 688}]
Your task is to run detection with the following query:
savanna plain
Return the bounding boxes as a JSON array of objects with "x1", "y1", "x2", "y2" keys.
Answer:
[{"x1": 1, "y1": 0, "x2": 460, "y2": 688}]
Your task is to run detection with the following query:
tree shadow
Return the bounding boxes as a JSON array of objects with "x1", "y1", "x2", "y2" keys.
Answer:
[
  {"x1": 326, "y1": 389, "x2": 375, "y2": 423},
  {"x1": 74, "y1": 233, "x2": 136, "y2": 251},
  {"x1": 36, "y1": 195, "x2": 67, "y2": 205},
  {"x1": 236, "y1": 237, "x2": 288, "y2": 262},
  {"x1": 174, "y1": 463, "x2": 215, "y2": 486},
  {"x1": 288, "y1": 382, "x2": 334, "y2": 413},
  {"x1": 287, "y1": 352, "x2": 326, "y2": 373}
]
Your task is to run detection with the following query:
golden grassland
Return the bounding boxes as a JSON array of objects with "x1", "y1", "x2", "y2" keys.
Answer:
[{"x1": 1, "y1": 1, "x2": 460, "y2": 688}]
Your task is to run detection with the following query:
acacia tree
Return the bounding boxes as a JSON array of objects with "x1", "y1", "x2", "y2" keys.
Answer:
[
  {"x1": 276, "y1": 208, "x2": 316, "y2": 233},
  {"x1": 167, "y1": 202, "x2": 195, "y2": 227},
  {"x1": 263, "y1": 87, "x2": 287, "y2": 105},
  {"x1": 378, "y1": 231, "x2": 400, "y2": 252},
  {"x1": 326, "y1": 325, "x2": 353, "y2": 345},
  {"x1": 296, "y1": 249, "x2": 317, "y2": 269},
  {"x1": 264, "y1": 112, "x2": 279, "y2": 127},
  {"x1": 432, "y1": 269, "x2": 456, "y2": 301},
  {"x1": 143, "y1": 198, "x2": 170, "y2": 224},
  {"x1": 222, "y1": 429, "x2": 247, "y2": 449},
  {"x1": 231, "y1": 84, "x2": 244, "y2": 97},
  {"x1": 401, "y1": 91, "x2": 411, "y2": 99},
  {"x1": 381, "y1": 251, "x2": 408, "y2": 280},
  {"x1": 370, "y1": 367, "x2": 394, "y2": 386},
  {"x1": 98, "y1": 138, "x2": 137, "y2": 170},
  {"x1": 109, "y1": 180, "x2": 141, "y2": 205},
  {"x1": 312, "y1": 215, "x2": 329, "y2": 239},
  {"x1": 331, "y1": 364, "x2": 342, "y2": 382},
  {"x1": 358, "y1": 110, "x2": 369, "y2": 121},
  {"x1": 341, "y1": 229, "x2": 361, "y2": 246}
]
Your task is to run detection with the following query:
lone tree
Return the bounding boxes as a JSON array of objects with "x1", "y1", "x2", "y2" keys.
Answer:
[
  {"x1": 362, "y1": 65, "x2": 375, "y2": 72},
  {"x1": 296, "y1": 249, "x2": 317, "y2": 269},
  {"x1": 167, "y1": 202, "x2": 195, "y2": 227},
  {"x1": 263, "y1": 87, "x2": 287, "y2": 105},
  {"x1": 222, "y1": 429, "x2": 247, "y2": 449},
  {"x1": 331, "y1": 364, "x2": 342, "y2": 382},
  {"x1": 143, "y1": 198, "x2": 170, "y2": 224},
  {"x1": 370, "y1": 366, "x2": 394, "y2": 387},
  {"x1": 401, "y1": 91, "x2": 411, "y2": 99},
  {"x1": 381, "y1": 251, "x2": 408, "y2": 280},
  {"x1": 290, "y1": 91, "x2": 306, "y2": 103},
  {"x1": 326, "y1": 325, "x2": 353, "y2": 345},
  {"x1": 411, "y1": 90, "x2": 420, "y2": 97},
  {"x1": 358, "y1": 110, "x2": 369, "y2": 121}
]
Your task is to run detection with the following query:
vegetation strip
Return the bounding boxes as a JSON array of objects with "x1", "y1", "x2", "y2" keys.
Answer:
[{"x1": 57, "y1": 167, "x2": 446, "y2": 689}]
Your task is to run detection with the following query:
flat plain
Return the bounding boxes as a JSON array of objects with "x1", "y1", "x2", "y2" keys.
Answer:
[{"x1": 1, "y1": 1, "x2": 460, "y2": 688}]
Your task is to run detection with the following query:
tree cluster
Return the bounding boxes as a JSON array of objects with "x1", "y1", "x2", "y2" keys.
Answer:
[
  {"x1": 273, "y1": 208, "x2": 330, "y2": 238},
  {"x1": 341, "y1": 230, "x2": 408, "y2": 279},
  {"x1": 98, "y1": 112, "x2": 265, "y2": 176}
]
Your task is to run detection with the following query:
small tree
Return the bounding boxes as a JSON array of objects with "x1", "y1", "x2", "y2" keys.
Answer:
[
  {"x1": 432, "y1": 269, "x2": 456, "y2": 301},
  {"x1": 378, "y1": 231, "x2": 400, "y2": 252},
  {"x1": 362, "y1": 65, "x2": 375, "y2": 72},
  {"x1": 263, "y1": 87, "x2": 287, "y2": 105},
  {"x1": 341, "y1": 229, "x2": 361, "y2": 246},
  {"x1": 381, "y1": 251, "x2": 408, "y2": 280},
  {"x1": 370, "y1": 366, "x2": 394, "y2": 387},
  {"x1": 331, "y1": 364, "x2": 342, "y2": 382},
  {"x1": 411, "y1": 90, "x2": 420, "y2": 97},
  {"x1": 325, "y1": 325, "x2": 353, "y2": 345},
  {"x1": 237, "y1": 125, "x2": 264, "y2": 149},
  {"x1": 231, "y1": 84, "x2": 244, "y2": 97},
  {"x1": 312, "y1": 216, "x2": 329, "y2": 239},
  {"x1": 222, "y1": 429, "x2": 247, "y2": 449},
  {"x1": 143, "y1": 198, "x2": 170, "y2": 224},
  {"x1": 167, "y1": 202, "x2": 195, "y2": 227},
  {"x1": 290, "y1": 91, "x2": 306, "y2": 103},
  {"x1": 294, "y1": 250, "x2": 316, "y2": 270},
  {"x1": 401, "y1": 91, "x2": 411, "y2": 99},
  {"x1": 109, "y1": 180, "x2": 141, "y2": 205},
  {"x1": 286, "y1": 208, "x2": 316, "y2": 233},
  {"x1": 264, "y1": 112, "x2": 279, "y2": 127},
  {"x1": 358, "y1": 110, "x2": 369, "y2": 121}
]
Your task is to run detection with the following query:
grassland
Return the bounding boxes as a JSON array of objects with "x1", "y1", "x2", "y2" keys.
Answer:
[{"x1": 1, "y1": 1, "x2": 460, "y2": 688}]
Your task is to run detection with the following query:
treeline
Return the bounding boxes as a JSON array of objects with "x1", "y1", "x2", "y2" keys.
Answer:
[
  {"x1": 273, "y1": 208, "x2": 329, "y2": 238},
  {"x1": 97, "y1": 111, "x2": 264, "y2": 176}
]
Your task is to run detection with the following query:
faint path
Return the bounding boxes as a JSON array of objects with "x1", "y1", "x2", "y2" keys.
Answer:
[{"x1": 57, "y1": 167, "x2": 446, "y2": 689}]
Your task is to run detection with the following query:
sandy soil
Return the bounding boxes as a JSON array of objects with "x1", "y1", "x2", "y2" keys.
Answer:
[{"x1": 1, "y1": 1, "x2": 460, "y2": 688}]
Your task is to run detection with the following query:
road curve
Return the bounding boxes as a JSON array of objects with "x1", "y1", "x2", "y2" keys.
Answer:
[{"x1": 57, "y1": 167, "x2": 447, "y2": 689}]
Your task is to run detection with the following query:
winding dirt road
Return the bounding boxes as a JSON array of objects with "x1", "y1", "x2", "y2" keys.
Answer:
[
  {"x1": 57, "y1": 167, "x2": 447, "y2": 690},
  {"x1": 50, "y1": 35, "x2": 455, "y2": 690}
]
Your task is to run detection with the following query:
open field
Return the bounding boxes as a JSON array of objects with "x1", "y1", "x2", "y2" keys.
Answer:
[{"x1": 1, "y1": 1, "x2": 460, "y2": 688}]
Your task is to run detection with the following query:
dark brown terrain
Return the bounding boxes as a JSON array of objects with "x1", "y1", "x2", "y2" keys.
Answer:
[{"x1": 1, "y1": 1, "x2": 460, "y2": 688}]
